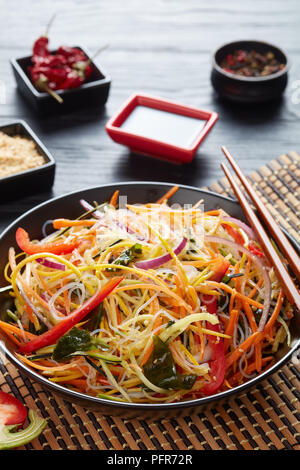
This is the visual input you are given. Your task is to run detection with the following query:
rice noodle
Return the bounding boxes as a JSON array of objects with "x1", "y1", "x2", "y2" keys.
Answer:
[
  {"x1": 204, "y1": 235, "x2": 271, "y2": 330},
  {"x1": 48, "y1": 282, "x2": 86, "y2": 322}
]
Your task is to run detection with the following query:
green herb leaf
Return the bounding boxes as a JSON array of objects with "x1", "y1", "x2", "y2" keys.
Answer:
[
  {"x1": 53, "y1": 328, "x2": 92, "y2": 361},
  {"x1": 92, "y1": 239, "x2": 124, "y2": 260},
  {"x1": 143, "y1": 336, "x2": 196, "y2": 390},
  {"x1": 107, "y1": 243, "x2": 143, "y2": 271}
]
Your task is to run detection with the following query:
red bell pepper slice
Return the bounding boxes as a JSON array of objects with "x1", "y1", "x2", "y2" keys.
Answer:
[
  {"x1": 0, "y1": 391, "x2": 27, "y2": 426},
  {"x1": 16, "y1": 227, "x2": 79, "y2": 255},
  {"x1": 222, "y1": 223, "x2": 245, "y2": 245},
  {"x1": 200, "y1": 258, "x2": 230, "y2": 396},
  {"x1": 18, "y1": 276, "x2": 123, "y2": 355}
]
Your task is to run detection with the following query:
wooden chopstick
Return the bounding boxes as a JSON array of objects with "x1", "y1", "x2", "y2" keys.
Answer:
[
  {"x1": 222, "y1": 146, "x2": 300, "y2": 282},
  {"x1": 220, "y1": 157, "x2": 300, "y2": 313}
]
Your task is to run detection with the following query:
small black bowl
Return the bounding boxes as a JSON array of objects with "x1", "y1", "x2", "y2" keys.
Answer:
[
  {"x1": 211, "y1": 40, "x2": 289, "y2": 103},
  {"x1": 0, "y1": 121, "x2": 55, "y2": 201},
  {"x1": 11, "y1": 46, "x2": 111, "y2": 114}
]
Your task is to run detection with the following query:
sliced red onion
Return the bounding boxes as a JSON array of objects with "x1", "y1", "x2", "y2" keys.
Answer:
[
  {"x1": 204, "y1": 235, "x2": 271, "y2": 331},
  {"x1": 135, "y1": 238, "x2": 187, "y2": 270},
  {"x1": 36, "y1": 258, "x2": 65, "y2": 271},
  {"x1": 80, "y1": 199, "x2": 104, "y2": 219},
  {"x1": 222, "y1": 216, "x2": 257, "y2": 240}
]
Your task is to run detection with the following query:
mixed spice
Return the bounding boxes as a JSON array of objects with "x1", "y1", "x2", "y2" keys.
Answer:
[{"x1": 220, "y1": 49, "x2": 285, "y2": 77}]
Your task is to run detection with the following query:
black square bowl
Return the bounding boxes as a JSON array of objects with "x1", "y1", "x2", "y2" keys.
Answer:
[
  {"x1": 0, "y1": 121, "x2": 55, "y2": 201},
  {"x1": 11, "y1": 46, "x2": 111, "y2": 114}
]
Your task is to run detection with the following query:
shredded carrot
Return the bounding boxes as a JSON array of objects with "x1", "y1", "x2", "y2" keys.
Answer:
[
  {"x1": 53, "y1": 219, "x2": 96, "y2": 229},
  {"x1": 202, "y1": 281, "x2": 264, "y2": 309},
  {"x1": 174, "y1": 275, "x2": 186, "y2": 318},
  {"x1": 16, "y1": 354, "x2": 82, "y2": 372},
  {"x1": 140, "y1": 304, "x2": 162, "y2": 367},
  {"x1": 264, "y1": 289, "x2": 284, "y2": 337},
  {"x1": 248, "y1": 278, "x2": 264, "y2": 299},
  {"x1": 0, "y1": 328, "x2": 21, "y2": 346},
  {"x1": 36, "y1": 271, "x2": 69, "y2": 310},
  {"x1": 0, "y1": 320, "x2": 36, "y2": 341},
  {"x1": 140, "y1": 343, "x2": 153, "y2": 367},
  {"x1": 195, "y1": 321, "x2": 205, "y2": 361},
  {"x1": 226, "y1": 331, "x2": 263, "y2": 368},
  {"x1": 18, "y1": 277, "x2": 51, "y2": 312},
  {"x1": 224, "y1": 309, "x2": 239, "y2": 352},
  {"x1": 204, "y1": 210, "x2": 220, "y2": 216},
  {"x1": 115, "y1": 283, "x2": 194, "y2": 315},
  {"x1": 64, "y1": 378, "x2": 88, "y2": 392},
  {"x1": 156, "y1": 186, "x2": 179, "y2": 204},
  {"x1": 25, "y1": 304, "x2": 35, "y2": 324},
  {"x1": 110, "y1": 190, "x2": 119, "y2": 207},
  {"x1": 116, "y1": 305, "x2": 121, "y2": 325},
  {"x1": 153, "y1": 314, "x2": 162, "y2": 332},
  {"x1": 228, "y1": 356, "x2": 274, "y2": 386}
]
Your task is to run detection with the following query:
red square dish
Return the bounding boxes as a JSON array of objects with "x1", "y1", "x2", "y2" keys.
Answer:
[{"x1": 105, "y1": 93, "x2": 218, "y2": 164}]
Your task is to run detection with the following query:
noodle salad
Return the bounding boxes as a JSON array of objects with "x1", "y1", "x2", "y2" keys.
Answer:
[{"x1": 0, "y1": 186, "x2": 294, "y2": 403}]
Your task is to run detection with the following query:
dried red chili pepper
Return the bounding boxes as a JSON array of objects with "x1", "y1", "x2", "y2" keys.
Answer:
[
  {"x1": 32, "y1": 36, "x2": 50, "y2": 60},
  {"x1": 56, "y1": 46, "x2": 87, "y2": 65},
  {"x1": 29, "y1": 18, "x2": 107, "y2": 99},
  {"x1": 59, "y1": 71, "x2": 85, "y2": 89}
]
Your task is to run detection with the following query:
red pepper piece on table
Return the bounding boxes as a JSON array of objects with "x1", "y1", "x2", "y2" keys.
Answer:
[
  {"x1": 18, "y1": 276, "x2": 124, "y2": 354},
  {"x1": 0, "y1": 391, "x2": 27, "y2": 426},
  {"x1": 16, "y1": 227, "x2": 79, "y2": 255},
  {"x1": 200, "y1": 257, "x2": 230, "y2": 396}
]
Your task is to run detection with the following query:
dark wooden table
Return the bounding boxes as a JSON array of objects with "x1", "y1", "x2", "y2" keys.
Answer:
[{"x1": 0, "y1": 0, "x2": 299, "y2": 233}]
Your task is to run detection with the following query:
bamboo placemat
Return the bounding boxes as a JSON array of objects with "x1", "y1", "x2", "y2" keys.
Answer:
[{"x1": 0, "y1": 152, "x2": 299, "y2": 451}]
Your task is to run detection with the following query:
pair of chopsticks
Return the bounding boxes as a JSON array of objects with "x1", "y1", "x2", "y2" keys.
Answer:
[{"x1": 221, "y1": 146, "x2": 300, "y2": 313}]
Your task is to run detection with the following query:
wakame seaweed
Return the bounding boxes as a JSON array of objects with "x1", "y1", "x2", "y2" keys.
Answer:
[{"x1": 143, "y1": 336, "x2": 196, "y2": 390}]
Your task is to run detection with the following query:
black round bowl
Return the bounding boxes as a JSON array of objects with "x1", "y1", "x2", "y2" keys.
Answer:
[
  {"x1": 0, "y1": 182, "x2": 299, "y2": 419},
  {"x1": 211, "y1": 40, "x2": 289, "y2": 103}
]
